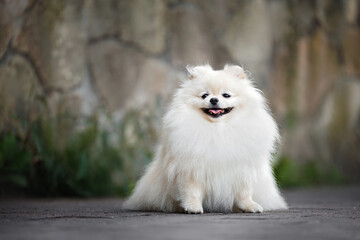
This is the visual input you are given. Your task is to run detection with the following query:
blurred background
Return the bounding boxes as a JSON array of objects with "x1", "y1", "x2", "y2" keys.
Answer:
[{"x1": 0, "y1": 0, "x2": 359, "y2": 197}]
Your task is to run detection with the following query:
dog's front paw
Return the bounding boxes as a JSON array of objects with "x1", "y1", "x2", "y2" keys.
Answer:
[
  {"x1": 238, "y1": 200, "x2": 263, "y2": 213},
  {"x1": 182, "y1": 202, "x2": 204, "y2": 214}
]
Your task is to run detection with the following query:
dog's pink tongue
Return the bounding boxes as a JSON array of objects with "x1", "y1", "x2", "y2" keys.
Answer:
[{"x1": 209, "y1": 109, "x2": 222, "y2": 114}]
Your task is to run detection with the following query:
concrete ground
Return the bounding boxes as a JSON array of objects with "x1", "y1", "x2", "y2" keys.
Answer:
[{"x1": 0, "y1": 186, "x2": 359, "y2": 240}]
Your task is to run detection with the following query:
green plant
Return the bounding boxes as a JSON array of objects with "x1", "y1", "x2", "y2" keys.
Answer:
[
  {"x1": 0, "y1": 134, "x2": 31, "y2": 189},
  {"x1": 273, "y1": 156, "x2": 345, "y2": 188},
  {"x1": 0, "y1": 108, "x2": 158, "y2": 197}
]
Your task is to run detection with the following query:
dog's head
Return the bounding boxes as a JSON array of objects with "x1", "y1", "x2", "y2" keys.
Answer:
[{"x1": 176, "y1": 64, "x2": 264, "y2": 122}]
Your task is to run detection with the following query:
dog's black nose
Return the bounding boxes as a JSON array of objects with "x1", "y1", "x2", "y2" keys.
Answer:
[{"x1": 210, "y1": 97, "x2": 219, "y2": 105}]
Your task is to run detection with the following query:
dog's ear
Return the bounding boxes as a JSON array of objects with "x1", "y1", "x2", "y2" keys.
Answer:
[
  {"x1": 186, "y1": 64, "x2": 213, "y2": 80},
  {"x1": 224, "y1": 64, "x2": 247, "y2": 79}
]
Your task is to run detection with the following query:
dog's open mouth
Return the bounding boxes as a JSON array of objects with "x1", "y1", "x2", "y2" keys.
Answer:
[{"x1": 201, "y1": 107, "x2": 234, "y2": 118}]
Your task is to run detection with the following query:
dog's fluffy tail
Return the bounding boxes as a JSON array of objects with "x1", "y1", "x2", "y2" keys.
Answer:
[
  {"x1": 122, "y1": 189, "x2": 143, "y2": 210},
  {"x1": 122, "y1": 160, "x2": 173, "y2": 212},
  {"x1": 122, "y1": 162, "x2": 158, "y2": 211},
  {"x1": 252, "y1": 163, "x2": 288, "y2": 210}
]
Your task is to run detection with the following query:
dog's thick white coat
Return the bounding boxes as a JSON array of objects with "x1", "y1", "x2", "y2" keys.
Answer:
[{"x1": 123, "y1": 64, "x2": 287, "y2": 213}]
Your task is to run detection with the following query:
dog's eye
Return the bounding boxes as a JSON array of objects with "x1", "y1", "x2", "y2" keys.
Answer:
[
  {"x1": 222, "y1": 93, "x2": 231, "y2": 98},
  {"x1": 201, "y1": 93, "x2": 209, "y2": 99}
]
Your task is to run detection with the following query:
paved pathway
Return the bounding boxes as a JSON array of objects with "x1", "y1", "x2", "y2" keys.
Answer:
[{"x1": 0, "y1": 186, "x2": 359, "y2": 240}]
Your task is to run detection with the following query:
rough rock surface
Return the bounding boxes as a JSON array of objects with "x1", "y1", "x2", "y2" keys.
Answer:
[
  {"x1": 89, "y1": 40, "x2": 177, "y2": 111},
  {"x1": 0, "y1": 55, "x2": 42, "y2": 115},
  {"x1": 0, "y1": 0, "x2": 359, "y2": 178},
  {"x1": 343, "y1": 28, "x2": 360, "y2": 77},
  {"x1": 14, "y1": 0, "x2": 86, "y2": 91},
  {"x1": 170, "y1": 4, "x2": 215, "y2": 67},
  {"x1": 223, "y1": 0, "x2": 272, "y2": 86}
]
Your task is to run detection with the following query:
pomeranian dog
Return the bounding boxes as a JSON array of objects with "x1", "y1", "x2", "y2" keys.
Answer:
[{"x1": 123, "y1": 64, "x2": 287, "y2": 213}]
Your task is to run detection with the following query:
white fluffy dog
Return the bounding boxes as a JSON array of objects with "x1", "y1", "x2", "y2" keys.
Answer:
[{"x1": 123, "y1": 64, "x2": 287, "y2": 213}]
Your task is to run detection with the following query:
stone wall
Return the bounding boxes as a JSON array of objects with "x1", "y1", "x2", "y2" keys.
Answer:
[{"x1": 1, "y1": 0, "x2": 360, "y2": 177}]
